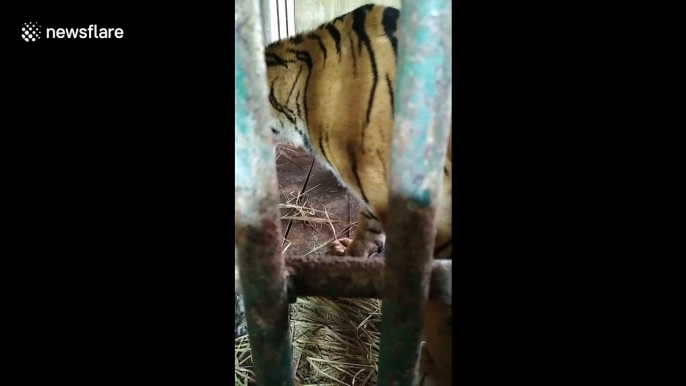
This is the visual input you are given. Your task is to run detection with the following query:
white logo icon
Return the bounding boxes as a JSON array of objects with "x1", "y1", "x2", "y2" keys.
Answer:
[{"x1": 22, "y1": 22, "x2": 41, "y2": 42}]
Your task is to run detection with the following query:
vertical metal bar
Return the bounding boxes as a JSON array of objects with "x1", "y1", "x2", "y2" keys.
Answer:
[
  {"x1": 268, "y1": 0, "x2": 281, "y2": 43},
  {"x1": 377, "y1": 0, "x2": 452, "y2": 385},
  {"x1": 276, "y1": 0, "x2": 288, "y2": 39},
  {"x1": 235, "y1": 0, "x2": 294, "y2": 385},
  {"x1": 258, "y1": 0, "x2": 272, "y2": 45},
  {"x1": 285, "y1": 0, "x2": 296, "y2": 36}
]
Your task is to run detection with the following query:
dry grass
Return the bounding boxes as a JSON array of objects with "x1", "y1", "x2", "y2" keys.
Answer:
[
  {"x1": 235, "y1": 152, "x2": 380, "y2": 385},
  {"x1": 235, "y1": 297, "x2": 382, "y2": 386}
]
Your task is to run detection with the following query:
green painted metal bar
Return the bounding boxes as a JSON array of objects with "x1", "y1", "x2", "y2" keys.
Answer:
[
  {"x1": 378, "y1": 0, "x2": 453, "y2": 385},
  {"x1": 235, "y1": 0, "x2": 294, "y2": 384}
]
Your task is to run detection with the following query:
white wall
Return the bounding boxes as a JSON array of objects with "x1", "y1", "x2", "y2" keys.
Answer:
[
  {"x1": 294, "y1": 0, "x2": 401, "y2": 33},
  {"x1": 261, "y1": 0, "x2": 402, "y2": 42},
  {"x1": 261, "y1": 0, "x2": 297, "y2": 43}
]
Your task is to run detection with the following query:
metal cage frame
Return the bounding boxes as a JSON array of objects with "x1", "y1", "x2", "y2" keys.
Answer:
[{"x1": 235, "y1": 0, "x2": 452, "y2": 384}]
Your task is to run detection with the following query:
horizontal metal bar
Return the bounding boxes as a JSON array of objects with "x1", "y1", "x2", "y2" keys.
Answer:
[
  {"x1": 285, "y1": 255, "x2": 383, "y2": 300},
  {"x1": 235, "y1": 255, "x2": 451, "y2": 304}
]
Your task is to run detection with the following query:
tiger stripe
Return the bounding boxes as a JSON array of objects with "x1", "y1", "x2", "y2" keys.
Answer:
[
  {"x1": 289, "y1": 50, "x2": 312, "y2": 125},
  {"x1": 286, "y1": 65, "x2": 303, "y2": 103},
  {"x1": 265, "y1": 52, "x2": 289, "y2": 68},
  {"x1": 352, "y1": 6, "x2": 379, "y2": 127},
  {"x1": 324, "y1": 24, "x2": 342, "y2": 58},
  {"x1": 385, "y1": 73, "x2": 394, "y2": 115},
  {"x1": 306, "y1": 33, "x2": 328, "y2": 67},
  {"x1": 268, "y1": 81, "x2": 295, "y2": 125},
  {"x1": 348, "y1": 33, "x2": 358, "y2": 76},
  {"x1": 381, "y1": 7, "x2": 399, "y2": 58},
  {"x1": 295, "y1": 90, "x2": 302, "y2": 119},
  {"x1": 318, "y1": 131, "x2": 330, "y2": 167},
  {"x1": 350, "y1": 148, "x2": 371, "y2": 206}
]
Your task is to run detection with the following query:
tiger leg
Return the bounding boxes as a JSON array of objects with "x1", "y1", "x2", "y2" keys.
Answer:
[
  {"x1": 419, "y1": 300, "x2": 452, "y2": 386},
  {"x1": 330, "y1": 208, "x2": 385, "y2": 257}
]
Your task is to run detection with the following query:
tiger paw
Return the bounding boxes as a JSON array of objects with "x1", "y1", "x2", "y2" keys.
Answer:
[
  {"x1": 330, "y1": 238, "x2": 382, "y2": 258},
  {"x1": 329, "y1": 238, "x2": 352, "y2": 256}
]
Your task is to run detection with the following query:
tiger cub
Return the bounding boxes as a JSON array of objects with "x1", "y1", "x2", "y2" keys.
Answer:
[{"x1": 264, "y1": 4, "x2": 452, "y2": 384}]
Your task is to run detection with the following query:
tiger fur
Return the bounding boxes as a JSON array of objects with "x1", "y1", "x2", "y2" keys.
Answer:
[{"x1": 263, "y1": 4, "x2": 452, "y2": 385}]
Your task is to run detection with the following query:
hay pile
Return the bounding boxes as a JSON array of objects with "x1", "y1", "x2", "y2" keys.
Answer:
[
  {"x1": 235, "y1": 147, "x2": 382, "y2": 385},
  {"x1": 235, "y1": 297, "x2": 382, "y2": 385}
]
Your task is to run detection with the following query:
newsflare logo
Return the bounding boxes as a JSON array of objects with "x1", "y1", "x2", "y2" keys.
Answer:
[
  {"x1": 22, "y1": 22, "x2": 41, "y2": 42},
  {"x1": 22, "y1": 23, "x2": 124, "y2": 42}
]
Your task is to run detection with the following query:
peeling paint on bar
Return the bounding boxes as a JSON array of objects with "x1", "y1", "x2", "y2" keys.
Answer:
[
  {"x1": 379, "y1": 0, "x2": 452, "y2": 385},
  {"x1": 235, "y1": 0, "x2": 294, "y2": 385},
  {"x1": 389, "y1": 1, "x2": 453, "y2": 209}
]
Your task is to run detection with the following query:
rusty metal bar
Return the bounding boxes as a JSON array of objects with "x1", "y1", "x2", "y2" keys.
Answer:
[
  {"x1": 378, "y1": 0, "x2": 453, "y2": 385},
  {"x1": 235, "y1": 255, "x2": 452, "y2": 303},
  {"x1": 284, "y1": 256, "x2": 452, "y2": 302},
  {"x1": 235, "y1": 0, "x2": 293, "y2": 384}
]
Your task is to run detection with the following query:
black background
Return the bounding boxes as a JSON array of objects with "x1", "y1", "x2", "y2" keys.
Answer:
[{"x1": 6, "y1": 3, "x2": 662, "y2": 384}]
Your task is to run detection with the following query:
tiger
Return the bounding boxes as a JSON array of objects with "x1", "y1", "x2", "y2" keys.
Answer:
[{"x1": 263, "y1": 4, "x2": 452, "y2": 385}]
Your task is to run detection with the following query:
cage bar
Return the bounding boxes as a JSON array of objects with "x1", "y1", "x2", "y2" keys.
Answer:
[
  {"x1": 377, "y1": 0, "x2": 453, "y2": 385},
  {"x1": 284, "y1": 256, "x2": 452, "y2": 302},
  {"x1": 235, "y1": 0, "x2": 294, "y2": 385},
  {"x1": 235, "y1": 256, "x2": 452, "y2": 304}
]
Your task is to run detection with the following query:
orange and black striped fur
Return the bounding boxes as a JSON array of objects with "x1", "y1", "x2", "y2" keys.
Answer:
[{"x1": 264, "y1": 4, "x2": 452, "y2": 384}]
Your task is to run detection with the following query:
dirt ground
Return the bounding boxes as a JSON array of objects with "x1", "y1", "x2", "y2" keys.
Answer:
[{"x1": 275, "y1": 145, "x2": 360, "y2": 256}]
